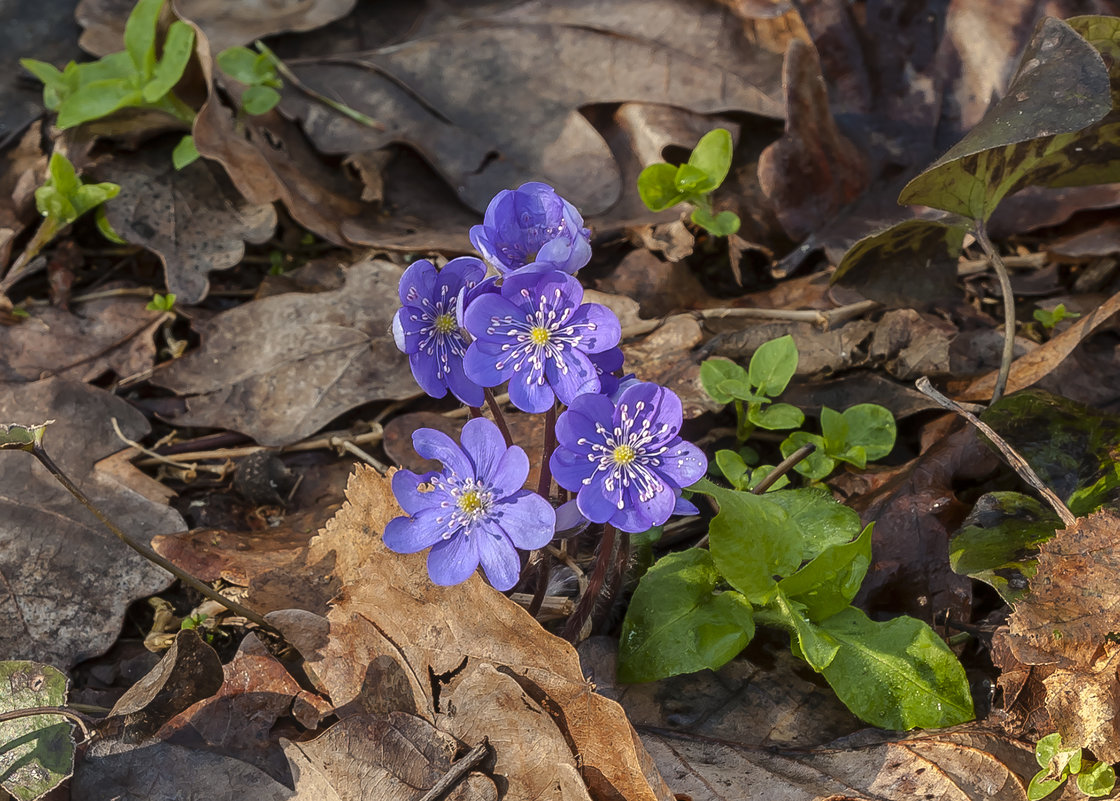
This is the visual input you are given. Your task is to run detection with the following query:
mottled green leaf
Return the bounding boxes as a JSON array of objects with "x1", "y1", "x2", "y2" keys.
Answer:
[
  {"x1": 816, "y1": 607, "x2": 975, "y2": 729},
  {"x1": 899, "y1": 17, "x2": 1112, "y2": 220},
  {"x1": 618, "y1": 549, "x2": 754, "y2": 682},
  {"x1": 832, "y1": 218, "x2": 967, "y2": 308},
  {"x1": 0, "y1": 662, "x2": 74, "y2": 801},
  {"x1": 1077, "y1": 761, "x2": 1116, "y2": 797}
]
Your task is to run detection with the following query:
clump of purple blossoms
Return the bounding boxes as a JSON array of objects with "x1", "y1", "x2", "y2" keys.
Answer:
[
  {"x1": 463, "y1": 270, "x2": 621, "y2": 414},
  {"x1": 392, "y1": 257, "x2": 485, "y2": 407},
  {"x1": 550, "y1": 382, "x2": 707, "y2": 533},
  {"x1": 384, "y1": 418, "x2": 555, "y2": 591},
  {"x1": 470, "y1": 182, "x2": 591, "y2": 275}
]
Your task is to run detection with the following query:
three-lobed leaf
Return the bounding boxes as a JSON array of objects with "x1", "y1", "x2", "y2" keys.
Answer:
[{"x1": 618, "y1": 549, "x2": 755, "y2": 683}]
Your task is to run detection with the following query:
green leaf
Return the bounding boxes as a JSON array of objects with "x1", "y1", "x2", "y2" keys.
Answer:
[
  {"x1": 0, "y1": 422, "x2": 52, "y2": 451},
  {"x1": 20, "y1": 59, "x2": 66, "y2": 92},
  {"x1": 1077, "y1": 761, "x2": 1116, "y2": 797},
  {"x1": 1027, "y1": 771, "x2": 1066, "y2": 801},
  {"x1": 769, "y1": 590, "x2": 839, "y2": 671},
  {"x1": 674, "y1": 163, "x2": 711, "y2": 193},
  {"x1": 1033, "y1": 303, "x2": 1080, "y2": 330},
  {"x1": 46, "y1": 151, "x2": 80, "y2": 196},
  {"x1": 241, "y1": 85, "x2": 281, "y2": 115},
  {"x1": 72, "y1": 182, "x2": 121, "y2": 218},
  {"x1": 816, "y1": 607, "x2": 974, "y2": 729},
  {"x1": 765, "y1": 487, "x2": 863, "y2": 559},
  {"x1": 748, "y1": 334, "x2": 798, "y2": 397},
  {"x1": 898, "y1": 17, "x2": 1112, "y2": 220},
  {"x1": 949, "y1": 492, "x2": 1057, "y2": 604},
  {"x1": 172, "y1": 135, "x2": 201, "y2": 170},
  {"x1": 699, "y1": 481, "x2": 804, "y2": 601},
  {"x1": 124, "y1": 0, "x2": 164, "y2": 77},
  {"x1": 638, "y1": 163, "x2": 688, "y2": 211},
  {"x1": 56, "y1": 79, "x2": 142, "y2": 129},
  {"x1": 842, "y1": 404, "x2": 896, "y2": 461},
  {"x1": 618, "y1": 549, "x2": 754, "y2": 682},
  {"x1": 0, "y1": 661, "x2": 74, "y2": 801},
  {"x1": 747, "y1": 402, "x2": 804, "y2": 431},
  {"x1": 831, "y1": 218, "x2": 967, "y2": 307},
  {"x1": 143, "y1": 20, "x2": 195, "y2": 102},
  {"x1": 687, "y1": 128, "x2": 734, "y2": 190},
  {"x1": 778, "y1": 524, "x2": 873, "y2": 622},
  {"x1": 745, "y1": 465, "x2": 789, "y2": 492},
  {"x1": 95, "y1": 205, "x2": 127, "y2": 244},
  {"x1": 1035, "y1": 733, "x2": 1065, "y2": 768},
  {"x1": 691, "y1": 206, "x2": 740, "y2": 236},
  {"x1": 700, "y1": 358, "x2": 749, "y2": 405},
  {"x1": 820, "y1": 406, "x2": 848, "y2": 455},
  {"x1": 216, "y1": 46, "x2": 262, "y2": 83},
  {"x1": 715, "y1": 449, "x2": 750, "y2": 490},
  {"x1": 34, "y1": 187, "x2": 75, "y2": 224},
  {"x1": 781, "y1": 431, "x2": 835, "y2": 481},
  {"x1": 717, "y1": 380, "x2": 765, "y2": 403}
]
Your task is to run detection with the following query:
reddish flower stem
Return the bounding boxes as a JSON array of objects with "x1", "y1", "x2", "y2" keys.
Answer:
[
  {"x1": 484, "y1": 388, "x2": 513, "y2": 447},
  {"x1": 562, "y1": 523, "x2": 619, "y2": 643}
]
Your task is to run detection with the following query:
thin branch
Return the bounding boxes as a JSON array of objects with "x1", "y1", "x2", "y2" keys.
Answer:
[
  {"x1": 417, "y1": 739, "x2": 490, "y2": 801},
  {"x1": 0, "y1": 706, "x2": 92, "y2": 742},
  {"x1": 915, "y1": 377, "x2": 1075, "y2": 527},
  {"x1": 973, "y1": 222, "x2": 1016, "y2": 404}
]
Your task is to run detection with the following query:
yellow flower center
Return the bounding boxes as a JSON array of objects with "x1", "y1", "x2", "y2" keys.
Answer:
[
  {"x1": 457, "y1": 489, "x2": 485, "y2": 516},
  {"x1": 529, "y1": 326, "x2": 550, "y2": 346},
  {"x1": 433, "y1": 313, "x2": 456, "y2": 335},
  {"x1": 612, "y1": 444, "x2": 636, "y2": 465}
]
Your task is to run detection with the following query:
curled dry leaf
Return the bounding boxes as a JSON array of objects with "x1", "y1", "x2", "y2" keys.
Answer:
[
  {"x1": 93, "y1": 144, "x2": 276, "y2": 304},
  {"x1": 152, "y1": 259, "x2": 417, "y2": 446},
  {"x1": 295, "y1": 466, "x2": 675, "y2": 801},
  {"x1": 277, "y1": 0, "x2": 786, "y2": 215},
  {"x1": 0, "y1": 378, "x2": 184, "y2": 667}
]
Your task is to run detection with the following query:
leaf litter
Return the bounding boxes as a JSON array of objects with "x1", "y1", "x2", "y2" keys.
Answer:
[{"x1": 9, "y1": 1, "x2": 1120, "y2": 799}]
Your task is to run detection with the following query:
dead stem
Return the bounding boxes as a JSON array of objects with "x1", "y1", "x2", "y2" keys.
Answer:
[{"x1": 973, "y1": 222, "x2": 1016, "y2": 405}]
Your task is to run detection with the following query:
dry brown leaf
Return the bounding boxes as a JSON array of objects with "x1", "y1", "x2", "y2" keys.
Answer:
[
  {"x1": 0, "y1": 378, "x2": 184, "y2": 667},
  {"x1": 278, "y1": 0, "x2": 786, "y2": 215},
  {"x1": 0, "y1": 298, "x2": 160, "y2": 383},
  {"x1": 961, "y1": 287, "x2": 1120, "y2": 401},
  {"x1": 152, "y1": 259, "x2": 417, "y2": 446},
  {"x1": 282, "y1": 712, "x2": 498, "y2": 801},
  {"x1": 758, "y1": 37, "x2": 868, "y2": 241},
  {"x1": 623, "y1": 315, "x2": 716, "y2": 419},
  {"x1": 93, "y1": 144, "x2": 276, "y2": 303},
  {"x1": 298, "y1": 466, "x2": 674, "y2": 801}
]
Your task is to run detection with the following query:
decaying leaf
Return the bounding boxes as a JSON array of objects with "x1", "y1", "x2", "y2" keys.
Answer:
[
  {"x1": 0, "y1": 378, "x2": 184, "y2": 667},
  {"x1": 93, "y1": 144, "x2": 276, "y2": 304},
  {"x1": 152, "y1": 259, "x2": 417, "y2": 446},
  {"x1": 623, "y1": 315, "x2": 719, "y2": 419}
]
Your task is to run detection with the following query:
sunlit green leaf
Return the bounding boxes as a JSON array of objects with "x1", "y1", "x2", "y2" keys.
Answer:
[
  {"x1": 688, "y1": 128, "x2": 734, "y2": 190},
  {"x1": 769, "y1": 590, "x2": 839, "y2": 671},
  {"x1": 638, "y1": 162, "x2": 688, "y2": 211},
  {"x1": 748, "y1": 334, "x2": 798, "y2": 397},
  {"x1": 779, "y1": 523, "x2": 872, "y2": 622},
  {"x1": 700, "y1": 358, "x2": 749, "y2": 405},
  {"x1": 143, "y1": 20, "x2": 195, "y2": 102}
]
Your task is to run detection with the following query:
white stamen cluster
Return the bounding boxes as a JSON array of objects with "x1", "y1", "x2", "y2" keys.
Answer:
[
  {"x1": 486, "y1": 287, "x2": 598, "y2": 384},
  {"x1": 576, "y1": 400, "x2": 672, "y2": 509},
  {"x1": 406, "y1": 283, "x2": 466, "y2": 380},
  {"x1": 431, "y1": 475, "x2": 495, "y2": 538}
]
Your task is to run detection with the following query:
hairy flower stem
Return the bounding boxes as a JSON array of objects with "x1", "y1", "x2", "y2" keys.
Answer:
[
  {"x1": 484, "y1": 388, "x2": 513, "y2": 446},
  {"x1": 974, "y1": 222, "x2": 1015, "y2": 405},
  {"x1": 526, "y1": 556, "x2": 550, "y2": 618},
  {"x1": 31, "y1": 443, "x2": 285, "y2": 642},
  {"x1": 562, "y1": 524, "x2": 623, "y2": 643}
]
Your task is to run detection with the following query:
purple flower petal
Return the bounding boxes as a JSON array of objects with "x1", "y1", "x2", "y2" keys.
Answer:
[
  {"x1": 577, "y1": 479, "x2": 624, "y2": 525},
  {"x1": 618, "y1": 383, "x2": 682, "y2": 443},
  {"x1": 427, "y1": 532, "x2": 481, "y2": 586},
  {"x1": 550, "y1": 446, "x2": 593, "y2": 493},
  {"x1": 655, "y1": 439, "x2": 708, "y2": 489},
  {"x1": 487, "y1": 444, "x2": 530, "y2": 498},
  {"x1": 545, "y1": 349, "x2": 599, "y2": 406},
  {"x1": 508, "y1": 371, "x2": 555, "y2": 414},
  {"x1": 554, "y1": 498, "x2": 590, "y2": 538},
  {"x1": 409, "y1": 351, "x2": 450, "y2": 399},
  {"x1": 463, "y1": 292, "x2": 524, "y2": 341},
  {"x1": 444, "y1": 355, "x2": 485, "y2": 407},
  {"x1": 398, "y1": 259, "x2": 438, "y2": 306},
  {"x1": 475, "y1": 521, "x2": 521, "y2": 591},
  {"x1": 412, "y1": 428, "x2": 473, "y2": 478},
  {"x1": 612, "y1": 482, "x2": 675, "y2": 533},
  {"x1": 673, "y1": 493, "x2": 700, "y2": 517},
  {"x1": 391, "y1": 469, "x2": 440, "y2": 515},
  {"x1": 460, "y1": 417, "x2": 508, "y2": 484},
  {"x1": 566, "y1": 303, "x2": 621, "y2": 354},
  {"x1": 463, "y1": 342, "x2": 510, "y2": 388},
  {"x1": 493, "y1": 490, "x2": 555, "y2": 550},
  {"x1": 555, "y1": 394, "x2": 614, "y2": 448},
  {"x1": 438, "y1": 256, "x2": 486, "y2": 295},
  {"x1": 383, "y1": 508, "x2": 448, "y2": 554}
]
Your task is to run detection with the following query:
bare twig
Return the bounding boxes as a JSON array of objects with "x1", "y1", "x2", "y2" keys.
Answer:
[
  {"x1": 0, "y1": 706, "x2": 92, "y2": 743},
  {"x1": 915, "y1": 376, "x2": 1075, "y2": 526},
  {"x1": 973, "y1": 222, "x2": 1017, "y2": 404},
  {"x1": 619, "y1": 300, "x2": 880, "y2": 340},
  {"x1": 417, "y1": 739, "x2": 491, "y2": 801}
]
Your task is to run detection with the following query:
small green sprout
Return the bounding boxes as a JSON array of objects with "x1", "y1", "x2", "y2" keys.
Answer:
[
  {"x1": 1033, "y1": 303, "x2": 1081, "y2": 330},
  {"x1": 21, "y1": 0, "x2": 196, "y2": 130},
  {"x1": 216, "y1": 45, "x2": 283, "y2": 115},
  {"x1": 146, "y1": 292, "x2": 176, "y2": 312},
  {"x1": 1028, "y1": 733, "x2": 1116, "y2": 800},
  {"x1": 179, "y1": 612, "x2": 208, "y2": 631},
  {"x1": 638, "y1": 128, "x2": 741, "y2": 236}
]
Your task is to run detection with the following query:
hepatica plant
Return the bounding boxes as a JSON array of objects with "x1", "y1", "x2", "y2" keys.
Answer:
[{"x1": 387, "y1": 181, "x2": 972, "y2": 730}]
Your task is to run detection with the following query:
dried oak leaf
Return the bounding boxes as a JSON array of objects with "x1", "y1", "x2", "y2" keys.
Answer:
[
  {"x1": 281, "y1": 712, "x2": 497, "y2": 801},
  {"x1": 152, "y1": 259, "x2": 417, "y2": 446},
  {"x1": 297, "y1": 466, "x2": 674, "y2": 801},
  {"x1": 278, "y1": 0, "x2": 786, "y2": 215},
  {"x1": 92, "y1": 143, "x2": 277, "y2": 304},
  {"x1": 0, "y1": 378, "x2": 184, "y2": 667}
]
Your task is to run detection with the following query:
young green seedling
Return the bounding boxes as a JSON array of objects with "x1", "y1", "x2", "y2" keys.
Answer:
[
  {"x1": 1033, "y1": 303, "x2": 1081, "y2": 331},
  {"x1": 217, "y1": 45, "x2": 283, "y2": 115},
  {"x1": 1028, "y1": 733, "x2": 1116, "y2": 800},
  {"x1": 146, "y1": 292, "x2": 176, "y2": 312},
  {"x1": 638, "y1": 128, "x2": 741, "y2": 236},
  {"x1": 21, "y1": 0, "x2": 196, "y2": 130}
]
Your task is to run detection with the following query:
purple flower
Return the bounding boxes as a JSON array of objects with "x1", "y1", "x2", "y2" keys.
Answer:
[
  {"x1": 393, "y1": 257, "x2": 485, "y2": 407},
  {"x1": 463, "y1": 270, "x2": 622, "y2": 413},
  {"x1": 550, "y1": 382, "x2": 707, "y2": 533},
  {"x1": 470, "y1": 182, "x2": 591, "y2": 275},
  {"x1": 384, "y1": 418, "x2": 555, "y2": 590}
]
